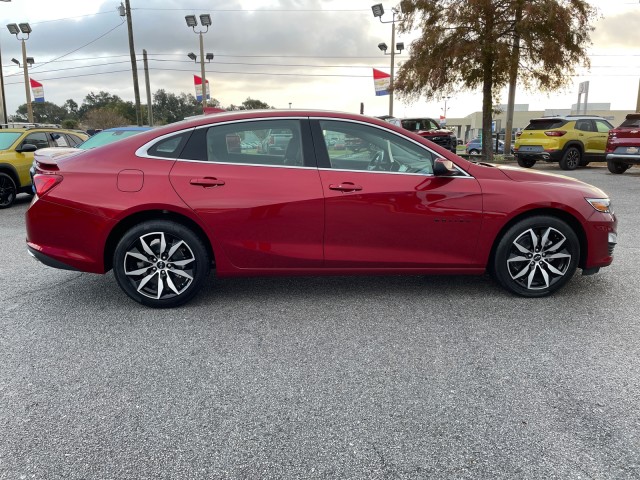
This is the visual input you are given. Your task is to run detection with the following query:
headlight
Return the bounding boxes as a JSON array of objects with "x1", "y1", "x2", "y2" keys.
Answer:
[{"x1": 586, "y1": 198, "x2": 612, "y2": 213}]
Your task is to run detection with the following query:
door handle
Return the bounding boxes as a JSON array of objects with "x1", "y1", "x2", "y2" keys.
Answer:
[
  {"x1": 189, "y1": 177, "x2": 225, "y2": 188},
  {"x1": 329, "y1": 182, "x2": 362, "y2": 192}
]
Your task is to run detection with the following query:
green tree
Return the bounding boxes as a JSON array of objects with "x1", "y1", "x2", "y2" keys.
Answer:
[
  {"x1": 395, "y1": 0, "x2": 596, "y2": 160},
  {"x1": 14, "y1": 101, "x2": 69, "y2": 124},
  {"x1": 83, "y1": 108, "x2": 129, "y2": 130},
  {"x1": 227, "y1": 97, "x2": 273, "y2": 111},
  {"x1": 79, "y1": 91, "x2": 136, "y2": 124},
  {"x1": 152, "y1": 89, "x2": 220, "y2": 124}
]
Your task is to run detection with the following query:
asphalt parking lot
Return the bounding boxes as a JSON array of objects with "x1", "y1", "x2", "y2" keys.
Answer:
[{"x1": 2, "y1": 163, "x2": 640, "y2": 479}]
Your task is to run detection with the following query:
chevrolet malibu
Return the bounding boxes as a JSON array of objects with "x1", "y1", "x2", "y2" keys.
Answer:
[{"x1": 26, "y1": 110, "x2": 617, "y2": 308}]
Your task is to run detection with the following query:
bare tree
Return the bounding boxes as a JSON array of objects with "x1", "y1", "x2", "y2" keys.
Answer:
[{"x1": 395, "y1": 0, "x2": 597, "y2": 160}]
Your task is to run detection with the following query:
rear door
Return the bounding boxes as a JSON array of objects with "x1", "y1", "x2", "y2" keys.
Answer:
[{"x1": 169, "y1": 118, "x2": 325, "y2": 269}]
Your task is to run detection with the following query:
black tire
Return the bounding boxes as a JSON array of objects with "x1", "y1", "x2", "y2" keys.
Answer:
[
  {"x1": 517, "y1": 157, "x2": 536, "y2": 168},
  {"x1": 0, "y1": 172, "x2": 17, "y2": 209},
  {"x1": 559, "y1": 147, "x2": 581, "y2": 170},
  {"x1": 113, "y1": 220, "x2": 211, "y2": 308},
  {"x1": 492, "y1": 215, "x2": 579, "y2": 297},
  {"x1": 468, "y1": 149, "x2": 480, "y2": 155},
  {"x1": 607, "y1": 160, "x2": 629, "y2": 174}
]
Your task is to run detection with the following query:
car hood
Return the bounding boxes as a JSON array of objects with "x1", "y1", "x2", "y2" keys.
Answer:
[
  {"x1": 417, "y1": 129, "x2": 452, "y2": 136},
  {"x1": 495, "y1": 164, "x2": 608, "y2": 195}
]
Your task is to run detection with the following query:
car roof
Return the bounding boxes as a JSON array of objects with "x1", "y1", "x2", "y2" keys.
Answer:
[
  {"x1": 148, "y1": 109, "x2": 402, "y2": 138},
  {"x1": 100, "y1": 126, "x2": 153, "y2": 132},
  {"x1": 0, "y1": 127, "x2": 80, "y2": 133},
  {"x1": 529, "y1": 115, "x2": 608, "y2": 122}
]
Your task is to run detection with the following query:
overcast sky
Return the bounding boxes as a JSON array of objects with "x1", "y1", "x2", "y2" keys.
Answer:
[{"x1": 1, "y1": 0, "x2": 639, "y2": 120}]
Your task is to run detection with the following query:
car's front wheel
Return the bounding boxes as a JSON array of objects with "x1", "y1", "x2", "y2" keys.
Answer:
[
  {"x1": 0, "y1": 172, "x2": 17, "y2": 209},
  {"x1": 607, "y1": 160, "x2": 629, "y2": 174},
  {"x1": 493, "y1": 216, "x2": 579, "y2": 297},
  {"x1": 468, "y1": 149, "x2": 480, "y2": 155},
  {"x1": 559, "y1": 147, "x2": 581, "y2": 170},
  {"x1": 113, "y1": 220, "x2": 211, "y2": 308}
]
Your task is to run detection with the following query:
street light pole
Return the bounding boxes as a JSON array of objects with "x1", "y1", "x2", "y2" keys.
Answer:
[
  {"x1": 371, "y1": 4, "x2": 403, "y2": 117},
  {"x1": 198, "y1": 29, "x2": 206, "y2": 109},
  {"x1": 7, "y1": 22, "x2": 33, "y2": 123},
  {"x1": 186, "y1": 14, "x2": 212, "y2": 113},
  {"x1": 20, "y1": 38, "x2": 32, "y2": 123}
]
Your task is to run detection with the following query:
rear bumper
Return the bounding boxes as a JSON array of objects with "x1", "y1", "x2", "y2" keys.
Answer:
[
  {"x1": 606, "y1": 153, "x2": 640, "y2": 165},
  {"x1": 26, "y1": 197, "x2": 112, "y2": 273},
  {"x1": 27, "y1": 245, "x2": 80, "y2": 271},
  {"x1": 514, "y1": 149, "x2": 563, "y2": 162}
]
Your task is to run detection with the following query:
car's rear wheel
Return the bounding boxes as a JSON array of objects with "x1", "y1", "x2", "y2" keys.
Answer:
[
  {"x1": 517, "y1": 157, "x2": 536, "y2": 168},
  {"x1": 113, "y1": 220, "x2": 211, "y2": 308},
  {"x1": 607, "y1": 160, "x2": 629, "y2": 174},
  {"x1": 559, "y1": 147, "x2": 581, "y2": 170},
  {"x1": 493, "y1": 216, "x2": 579, "y2": 297},
  {"x1": 0, "y1": 172, "x2": 17, "y2": 209},
  {"x1": 468, "y1": 149, "x2": 480, "y2": 155}
]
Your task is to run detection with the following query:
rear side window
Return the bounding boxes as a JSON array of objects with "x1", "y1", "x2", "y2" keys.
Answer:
[
  {"x1": 620, "y1": 116, "x2": 640, "y2": 128},
  {"x1": 147, "y1": 132, "x2": 191, "y2": 158},
  {"x1": 525, "y1": 120, "x2": 567, "y2": 130},
  {"x1": 180, "y1": 120, "x2": 302, "y2": 166}
]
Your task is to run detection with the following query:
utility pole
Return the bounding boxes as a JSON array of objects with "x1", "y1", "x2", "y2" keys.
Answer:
[
  {"x1": 504, "y1": 1, "x2": 522, "y2": 156},
  {"x1": 122, "y1": 0, "x2": 142, "y2": 125},
  {"x1": 143, "y1": 49, "x2": 153, "y2": 125}
]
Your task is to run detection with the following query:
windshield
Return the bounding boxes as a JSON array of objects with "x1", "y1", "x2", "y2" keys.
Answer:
[
  {"x1": 78, "y1": 130, "x2": 145, "y2": 149},
  {"x1": 0, "y1": 132, "x2": 22, "y2": 150}
]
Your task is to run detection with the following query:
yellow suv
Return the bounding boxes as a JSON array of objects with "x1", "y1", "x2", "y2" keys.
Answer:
[
  {"x1": 0, "y1": 127, "x2": 88, "y2": 208},
  {"x1": 514, "y1": 115, "x2": 613, "y2": 170}
]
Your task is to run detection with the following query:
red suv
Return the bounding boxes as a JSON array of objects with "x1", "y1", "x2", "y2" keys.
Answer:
[
  {"x1": 400, "y1": 117, "x2": 457, "y2": 153},
  {"x1": 606, "y1": 113, "x2": 640, "y2": 174}
]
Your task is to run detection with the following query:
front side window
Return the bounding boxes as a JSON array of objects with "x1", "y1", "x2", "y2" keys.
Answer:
[
  {"x1": 319, "y1": 120, "x2": 434, "y2": 174},
  {"x1": 595, "y1": 120, "x2": 612, "y2": 133},
  {"x1": 180, "y1": 120, "x2": 303, "y2": 167}
]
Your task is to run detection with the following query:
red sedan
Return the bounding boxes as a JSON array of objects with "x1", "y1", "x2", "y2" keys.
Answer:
[{"x1": 26, "y1": 110, "x2": 617, "y2": 307}]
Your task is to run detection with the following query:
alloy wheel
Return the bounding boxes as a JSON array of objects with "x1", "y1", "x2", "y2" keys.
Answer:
[
  {"x1": 123, "y1": 231, "x2": 196, "y2": 300},
  {"x1": 506, "y1": 226, "x2": 572, "y2": 291}
]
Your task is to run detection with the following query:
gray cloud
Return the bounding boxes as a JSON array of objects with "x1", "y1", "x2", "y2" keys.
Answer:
[{"x1": 2, "y1": 0, "x2": 386, "y2": 113}]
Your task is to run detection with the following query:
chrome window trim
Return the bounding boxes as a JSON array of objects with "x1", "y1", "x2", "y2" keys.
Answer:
[
  {"x1": 316, "y1": 167, "x2": 475, "y2": 178},
  {"x1": 135, "y1": 117, "x2": 309, "y2": 162},
  {"x1": 173, "y1": 158, "x2": 317, "y2": 170},
  {"x1": 310, "y1": 116, "x2": 472, "y2": 178},
  {"x1": 133, "y1": 115, "x2": 472, "y2": 179}
]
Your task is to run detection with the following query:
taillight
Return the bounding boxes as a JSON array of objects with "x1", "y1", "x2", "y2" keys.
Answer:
[
  {"x1": 544, "y1": 130, "x2": 566, "y2": 137},
  {"x1": 516, "y1": 131, "x2": 522, "y2": 138},
  {"x1": 33, "y1": 174, "x2": 62, "y2": 197}
]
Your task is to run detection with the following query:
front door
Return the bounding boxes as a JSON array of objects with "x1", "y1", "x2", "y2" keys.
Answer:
[{"x1": 313, "y1": 119, "x2": 484, "y2": 269}]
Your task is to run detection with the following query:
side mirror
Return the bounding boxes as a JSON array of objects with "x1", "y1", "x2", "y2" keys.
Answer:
[
  {"x1": 433, "y1": 158, "x2": 456, "y2": 176},
  {"x1": 16, "y1": 143, "x2": 38, "y2": 153}
]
